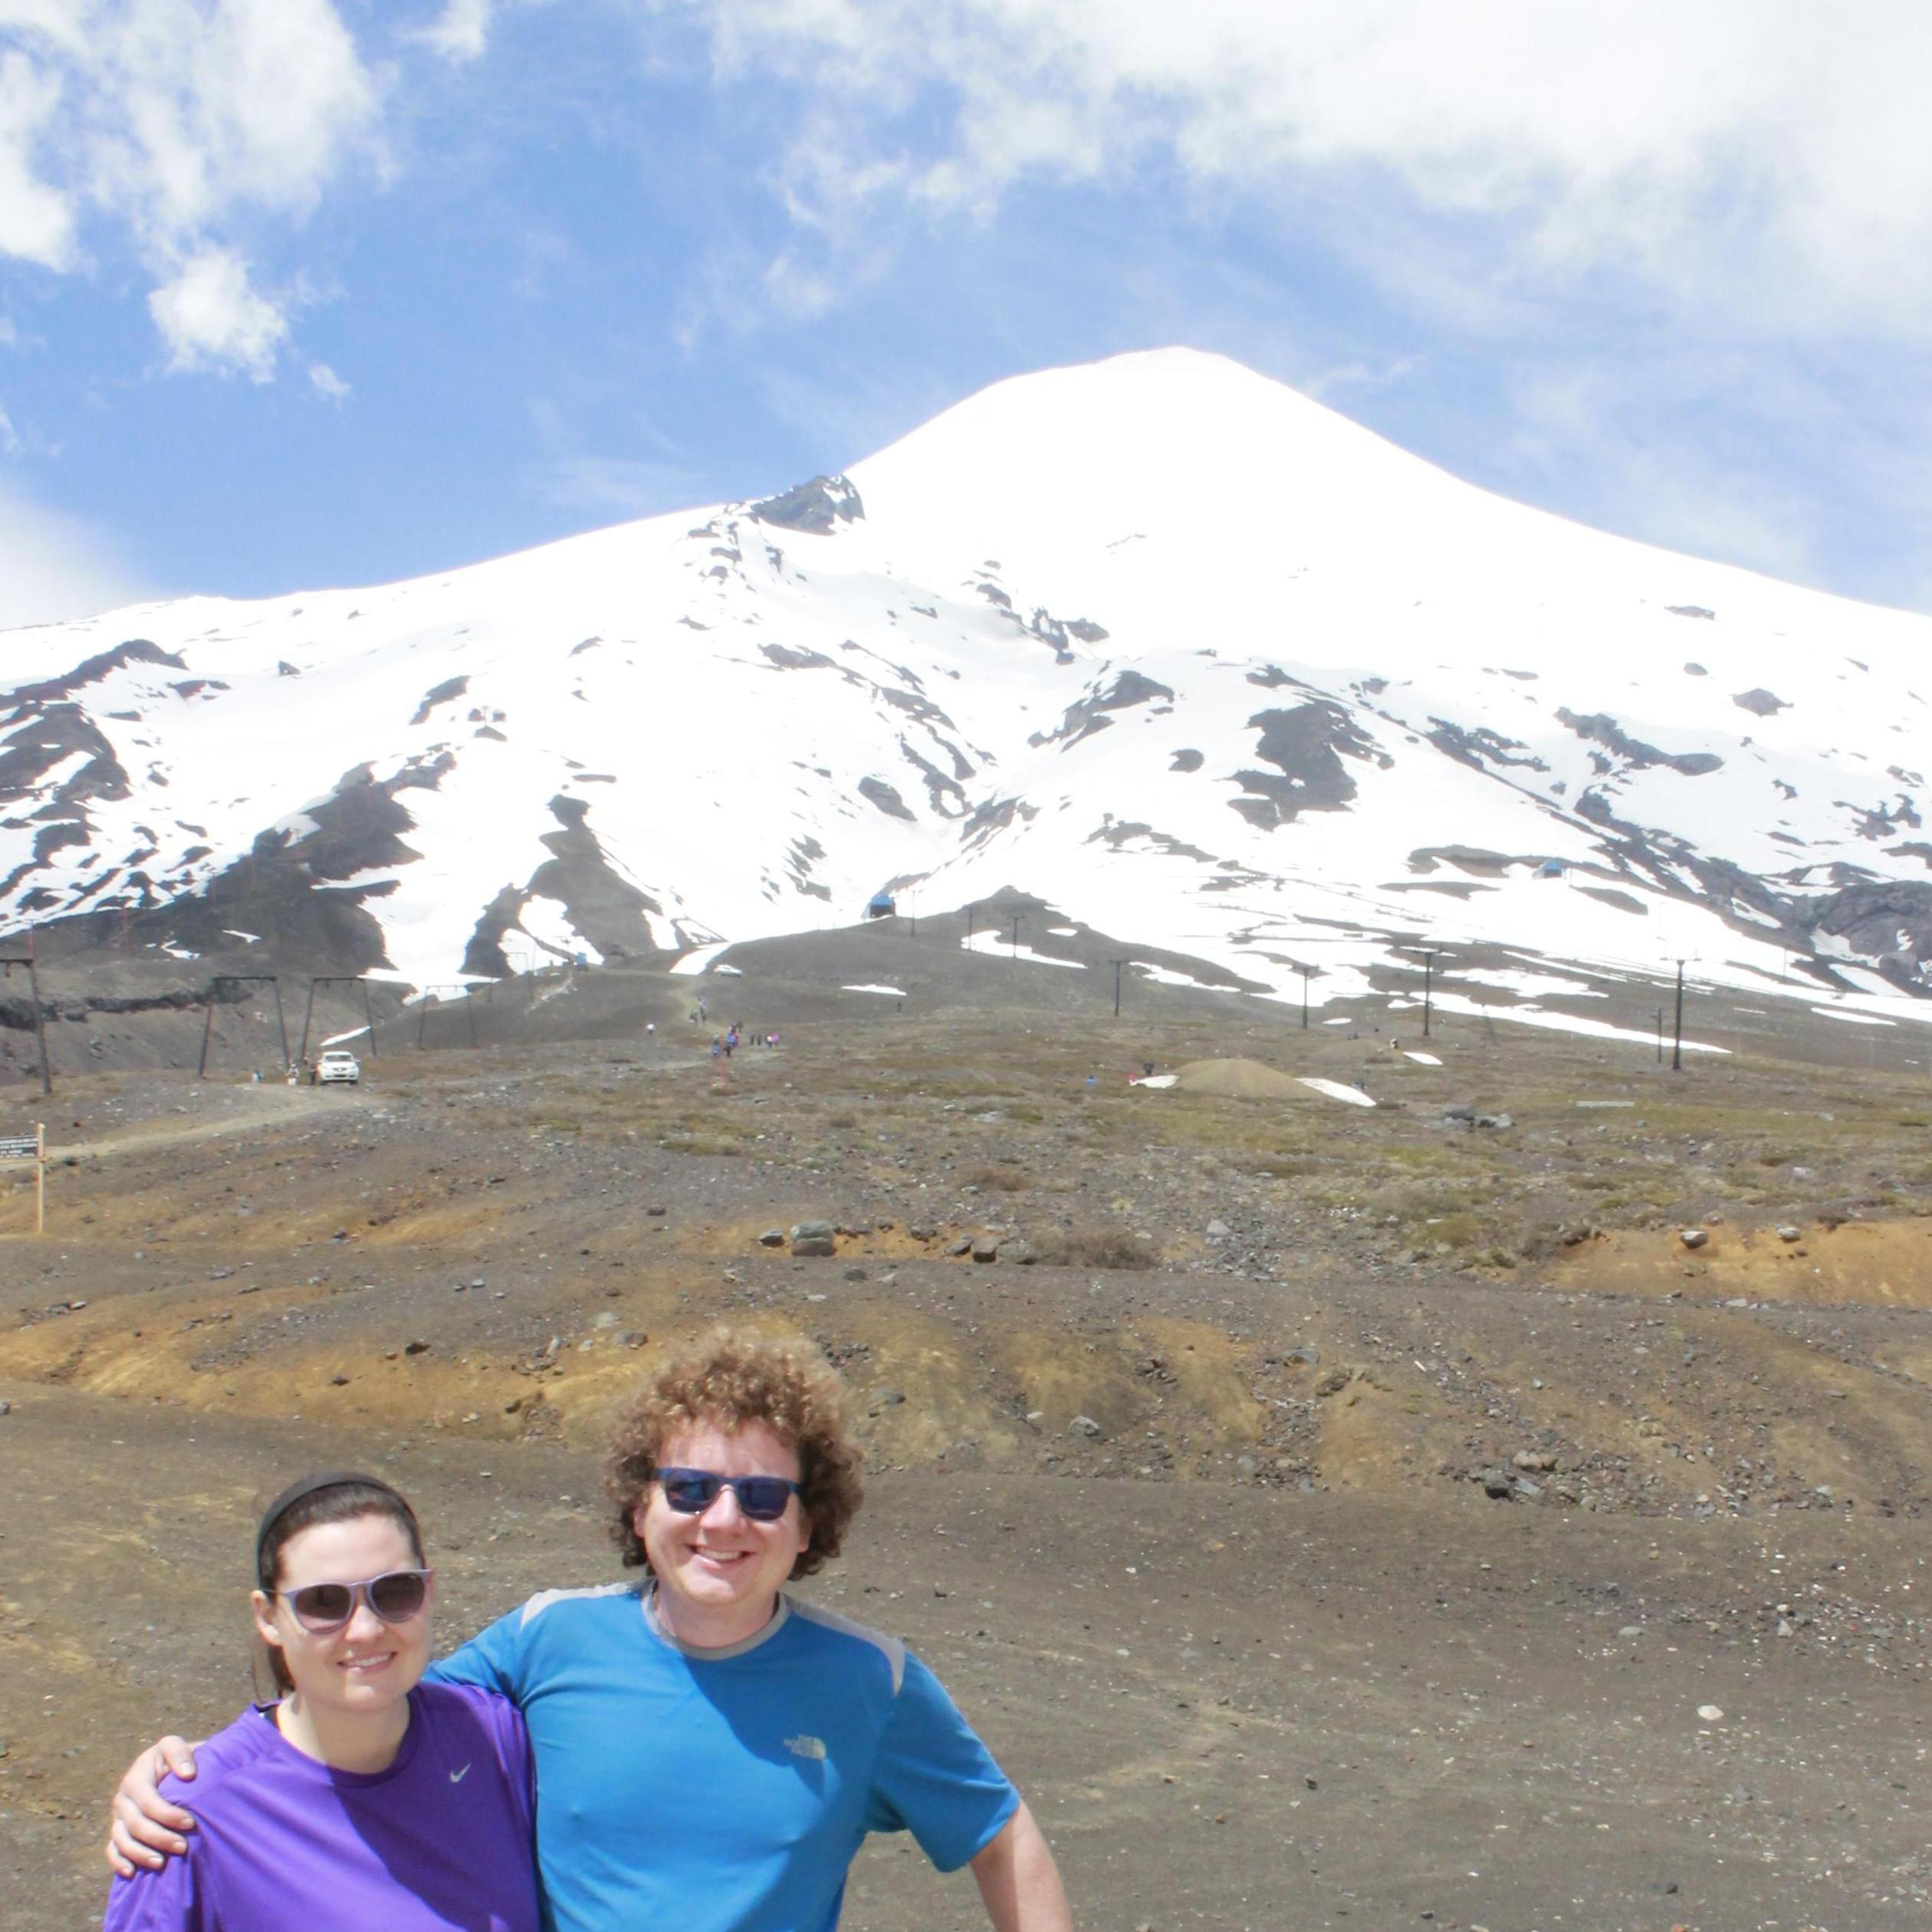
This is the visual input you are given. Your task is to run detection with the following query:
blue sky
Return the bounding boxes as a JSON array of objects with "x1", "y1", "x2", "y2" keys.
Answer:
[{"x1": 5, "y1": 0, "x2": 1932, "y2": 626}]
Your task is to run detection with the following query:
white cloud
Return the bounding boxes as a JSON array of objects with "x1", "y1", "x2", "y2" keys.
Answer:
[
  {"x1": 0, "y1": 0, "x2": 383, "y2": 375},
  {"x1": 0, "y1": 46, "x2": 77, "y2": 266},
  {"x1": 408, "y1": 0, "x2": 494, "y2": 63},
  {"x1": 147, "y1": 246, "x2": 287, "y2": 378},
  {"x1": 0, "y1": 472, "x2": 151, "y2": 626},
  {"x1": 307, "y1": 358, "x2": 349, "y2": 399},
  {"x1": 682, "y1": 0, "x2": 1932, "y2": 340}
]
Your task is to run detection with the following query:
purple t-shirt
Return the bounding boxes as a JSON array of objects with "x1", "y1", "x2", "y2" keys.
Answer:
[{"x1": 101, "y1": 1681, "x2": 540, "y2": 1932}]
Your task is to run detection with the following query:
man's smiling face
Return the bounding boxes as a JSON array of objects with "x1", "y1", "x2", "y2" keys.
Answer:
[{"x1": 634, "y1": 1419, "x2": 809, "y2": 1647}]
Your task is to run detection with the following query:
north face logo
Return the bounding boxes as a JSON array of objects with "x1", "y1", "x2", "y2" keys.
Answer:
[{"x1": 784, "y1": 1734, "x2": 827, "y2": 1761}]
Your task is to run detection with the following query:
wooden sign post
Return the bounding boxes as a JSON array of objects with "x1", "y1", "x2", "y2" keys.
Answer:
[{"x1": 1, "y1": 1123, "x2": 45, "y2": 1234}]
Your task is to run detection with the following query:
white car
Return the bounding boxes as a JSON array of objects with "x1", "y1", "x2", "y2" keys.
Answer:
[{"x1": 314, "y1": 1049, "x2": 361, "y2": 1085}]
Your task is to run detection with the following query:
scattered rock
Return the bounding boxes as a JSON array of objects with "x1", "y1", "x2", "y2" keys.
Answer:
[
  {"x1": 1205, "y1": 1218, "x2": 1232, "y2": 1239},
  {"x1": 1068, "y1": 1415, "x2": 1102, "y2": 1438},
  {"x1": 790, "y1": 1220, "x2": 837, "y2": 1258},
  {"x1": 758, "y1": 1228, "x2": 786, "y2": 1247},
  {"x1": 1679, "y1": 1228, "x2": 1709, "y2": 1250},
  {"x1": 404, "y1": 1339, "x2": 431, "y2": 1356},
  {"x1": 1480, "y1": 1468, "x2": 1514, "y2": 1500},
  {"x1": 1313, "y1": 1368, "x2": 1351, "y2": 1399},
  {"x1": 971, "y1": 1236, "x2": 1001, "y2": 1263},
  {"x1": 947, "y1": 1237, "x2": 974, "y2": 1257},
  {"x1": 1776, "y1": 1225, "x2": 1802, "y2": 1243},
  {"x1": 843, "y1": 1266, "x2": 867, "y2": 1281},
  {"x1": 1512, "y1": 1451, "x2": 1550, "y2": 1473},
  {"x1": 999, "y1": 1239, "x2": 1038, "y2": 1266}
]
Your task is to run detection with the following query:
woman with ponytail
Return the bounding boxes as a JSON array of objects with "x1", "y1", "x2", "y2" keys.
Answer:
[{"x1": 102, "y1": 1472, "x2": 539, "y2": 1932}]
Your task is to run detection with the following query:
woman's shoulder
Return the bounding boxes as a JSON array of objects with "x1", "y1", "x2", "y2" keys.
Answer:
[
  {"x1": 414, "y1": 1679, "x2": 530, "y2": 1757},
  {"x1": 153, "y1": 1706, "x2": 285, "y2": 1809},
  {"x1": 416, "y1": 1678, "x2": 522, "y2": 1725}
]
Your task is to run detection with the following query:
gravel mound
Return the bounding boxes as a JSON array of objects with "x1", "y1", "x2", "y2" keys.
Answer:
[{"x1": 1169, "y1": 1057, "x2": 1301, "y2": 1098}]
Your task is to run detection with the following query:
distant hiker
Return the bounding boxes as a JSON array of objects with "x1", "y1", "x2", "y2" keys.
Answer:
[
  {"x1": 102, "y1": 1474, "x2": 539, "y2": 1932},
  {"x1": 724, "y1": 1030, "x2": 737, "y2": 1058},
  {"x1": 698, "y1": 998, "x2": 707, "y2": 1022},
  {"x1": 646, "y1": 1022, "x2": 656, "y2": 1037},
  {"x1": 111, "y1": 1331, "x2": 1073, "y2": 1932}
]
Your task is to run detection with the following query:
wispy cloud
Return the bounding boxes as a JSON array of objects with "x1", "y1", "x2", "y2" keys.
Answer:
[
  {"x1": 407, "y1": 0, "x2": 494, "y2": 64},
  {"x1": 148, "y1": 248, "x2": 289, "y2": 381},
  {"x1": 674, "y1": 1, "x2": 1932, "y2": 344},
  {"x1": 0, "y1": 0, "x2": 383, "y2": 377}
]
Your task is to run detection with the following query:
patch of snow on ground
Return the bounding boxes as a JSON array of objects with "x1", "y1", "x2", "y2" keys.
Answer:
[
  {"x1": 1810, "y1": 1006, "x2": 1893, "y2": 1026},
  {"x1": 1402, "y1": 1050, "x2": 1442, "y2": 1065},
  {"x1": 1452, "y1": 967, "x2": 1603, "y2": 999},
  {"x1": 1429, "y1": 991, "x2": 1729, "y2": 1053},
  {"x1": 1300, "y1": 1078, "x2": 1376, "y2": 1107},
  {"x1": 1131, "y1": 1073, "x2": 1179, "y2": 1088},
  {"x1": 222, "y1": 930, "x2": 260, "y2": 943},
  {"x1": 960, "y1": 931, "x2": 1086, "y2": 969},
  {"x1": 322, "y1": 1026, "x2": 370, "y2": 1045},
  {"x1": 1134, "y1": 963, "x2": 1219, "y2": 989},
  {"x1": 842, "y1": 983, "x2": 907, "y2": 996},
  {"x1": 671, "y1": 942, "x2": 735, "y2": 976}
]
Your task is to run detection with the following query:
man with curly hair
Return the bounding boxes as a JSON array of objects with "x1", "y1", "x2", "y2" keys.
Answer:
[{"x1": 108, "y1": 1329, "x2": 1072, "y2": 1932}]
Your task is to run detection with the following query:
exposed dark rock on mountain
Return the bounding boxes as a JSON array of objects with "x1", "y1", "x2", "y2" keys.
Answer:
[
  {"x1": 751, "y1": 474, "x2": 866, "y2": 533},
  {"x1": 1556, "y1": 708, "x2": 1723, "y2": 778},
  {"x1": 1229, "y1": 703, "x2": 1389, "y2": 830}
]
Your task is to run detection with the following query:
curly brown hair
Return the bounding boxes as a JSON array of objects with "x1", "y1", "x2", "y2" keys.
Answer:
[{"x1": 603, "y1": 1327, "x2": 864, "y2": 1579}]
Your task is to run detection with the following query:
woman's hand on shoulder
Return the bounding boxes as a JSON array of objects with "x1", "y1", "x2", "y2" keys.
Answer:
[{"x1": 105, "y1": 1738, "x2": 200, "y2": 1877}]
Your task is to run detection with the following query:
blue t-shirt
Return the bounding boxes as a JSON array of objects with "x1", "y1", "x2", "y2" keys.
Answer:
[
  {"x1": 101, "y1": 1681, "x2": 540, "y2": 1932},
  {"x1": 429, "y1": 1584, "x2": 1019, "y2": 1932}
]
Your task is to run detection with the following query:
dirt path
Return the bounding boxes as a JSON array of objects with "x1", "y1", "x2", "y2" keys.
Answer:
[{"x1": 48, "y1": 1082, "x2": 368, "y2": 1163}]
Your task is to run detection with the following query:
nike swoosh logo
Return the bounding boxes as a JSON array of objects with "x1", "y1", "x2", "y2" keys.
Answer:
[{"x1": 450, "y1": 1763, "x2": 471, "y2": 1783}]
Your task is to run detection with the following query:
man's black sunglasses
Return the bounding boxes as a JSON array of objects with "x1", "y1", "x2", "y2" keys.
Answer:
[{"x1": 653, "y1": 1468, "x2": 802, "y2": 1521}]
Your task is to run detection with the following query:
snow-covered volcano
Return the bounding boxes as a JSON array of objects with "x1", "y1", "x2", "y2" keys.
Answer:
[{"x1": 4, "y1": 348, "x2": 1930, "y2": 1025}]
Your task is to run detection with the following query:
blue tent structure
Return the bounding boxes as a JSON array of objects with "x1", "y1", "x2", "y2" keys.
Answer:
[
  {"x1": 1537, "y1": 859, "x2": 1566, "y2": 878},
  {"x1": 866, "y1": 890, "x2": 897, "y2": 919}
]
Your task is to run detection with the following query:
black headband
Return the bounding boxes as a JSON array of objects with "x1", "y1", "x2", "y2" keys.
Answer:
[{"x1": 254, "y1": 1471, "x2": 413, "y2": 1575}]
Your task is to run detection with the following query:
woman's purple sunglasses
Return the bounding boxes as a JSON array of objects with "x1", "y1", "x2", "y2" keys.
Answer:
[{"x1": 275, "y1": 1568, "x2": 433, "y2": 1632}]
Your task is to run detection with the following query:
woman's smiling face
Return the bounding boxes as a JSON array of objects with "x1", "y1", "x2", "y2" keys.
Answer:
[
  {"x1": 634, "y1": 1420, "x2": 808, "y2": 1648},
  {"x1": 253, "y1": 1514, "x2": 434, "y2": 1716}
]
